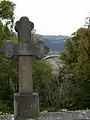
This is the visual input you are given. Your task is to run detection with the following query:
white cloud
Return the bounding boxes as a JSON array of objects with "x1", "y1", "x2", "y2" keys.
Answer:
[{"x1": 11, "y1": 0, "x2": 90, "y2": 35}]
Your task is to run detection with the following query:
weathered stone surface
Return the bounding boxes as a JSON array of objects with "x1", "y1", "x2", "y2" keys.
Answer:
[
  {"x1": 0, "y1": 115, "x2": 14, "y2": 120},
  {"x1": 0, "y1": 110, "x2": 90, "y2": 120},
  {"x1": 39, "y1": 111, "x2": 90, "y2": 120},
  {"x1": 1, "y1": 41, "x2": 49, "y2": 59},
  {"x1": 15, "y1": 17, "x2": 34, "y2": 44},
  {"x1": 19, "y1": 56, "x2": 33, "y2": 93},
  {"x1": 14, "y1": 93, "x2": 39, "y2": 119},
  {"x1": 1, "y1": 16, "x2": 49, "y2": 119},
  {"x1": 1, "y1": 17, "x2": 49, "y2": 59},
  {"x1": 13, "y1": 16, "x2": 41, "y2": 119},
  {"x1": 1, "y1": 41, "x2": 14, "y2": 59}
]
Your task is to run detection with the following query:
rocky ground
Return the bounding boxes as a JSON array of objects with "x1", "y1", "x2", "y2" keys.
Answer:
[{"x1": 0, "y1": 110, "x2": 90, "y2": 120}]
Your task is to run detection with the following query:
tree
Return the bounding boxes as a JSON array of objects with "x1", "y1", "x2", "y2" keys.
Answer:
[
  {"x1": 0, "y1": 0, "x2": 15, "y2": 29},
  {"x1": 33, "y1": 59, "x2": 62, "y2": 111},
  {"x1": 33, "y1": 59, "x2": 52, "y2": 109},
  {"x1": 59, "y1": 27, "x2": 90, "y2": 110},
  {"x1": 0, "y1": 0, "x2": 16, "y2": 113}
]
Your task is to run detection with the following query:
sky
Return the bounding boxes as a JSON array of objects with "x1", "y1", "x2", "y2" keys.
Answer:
[{"x1": 11, "y1": 0, "x2": 90, "y2": 36}]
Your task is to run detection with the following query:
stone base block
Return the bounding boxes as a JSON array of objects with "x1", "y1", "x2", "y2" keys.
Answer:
[{"x1": 14, "y1": 92, "x2": 39, "y2": 119}]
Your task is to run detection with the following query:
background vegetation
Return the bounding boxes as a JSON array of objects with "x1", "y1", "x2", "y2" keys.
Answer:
[{"x1": 0, "y1": 0, "x2": 90, "y2": 113}]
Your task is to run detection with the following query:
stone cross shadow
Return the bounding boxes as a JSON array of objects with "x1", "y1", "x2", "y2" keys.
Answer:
[{"x1": 1, "y1": 16, "x2": 49, "y2": 119}]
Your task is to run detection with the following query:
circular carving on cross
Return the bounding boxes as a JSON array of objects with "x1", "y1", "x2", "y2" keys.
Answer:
[{"x1": 15, "y1": 16, "x2": 34, "y2": 43}]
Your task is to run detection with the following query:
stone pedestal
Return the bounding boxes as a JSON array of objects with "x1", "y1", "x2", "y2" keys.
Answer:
[{"x1": 14, "y1": 92, "x2": 39, "y2": 119}]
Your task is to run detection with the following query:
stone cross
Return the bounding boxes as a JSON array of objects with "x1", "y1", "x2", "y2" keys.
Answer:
[
  {"x1": 1, "y1": 16, "x2": 49, "y2": 119},
  {"x1": 15, "y1": 17, "x2": 34, "y2": 94}
]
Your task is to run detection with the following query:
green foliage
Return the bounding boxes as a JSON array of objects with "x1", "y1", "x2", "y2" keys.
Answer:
[
  {"x1": 32, "y1": 59, "x2": 61, "y2": 111},
  {"x1": 33, "y1": 60, "x2": 52, "y2": 109},
  {"x1": 0, "y1": 0, "x2": 16, "y2": 113},
  {"x1": 59, "y1": 27, "x2": 90, "y2": 110},
  {"x1": 0, "y1": 0, "x2": 15, "y2": 29},
  {"x1": 33, "y1": 60, "x2": 52, "y2": 91},
  {"x1": 0, "y1": 0, "x2": 15, "y2": 20}
]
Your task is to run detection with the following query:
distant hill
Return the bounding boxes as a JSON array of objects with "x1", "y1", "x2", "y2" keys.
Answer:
[
  {"x1": 14, "y1": 32, "x2": 68, "y2": 53},
  {"x1": 43, "y1": 35, "x2": 68, "y2": 53}
]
